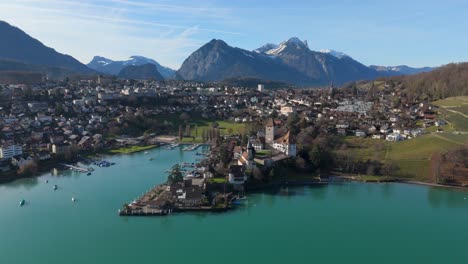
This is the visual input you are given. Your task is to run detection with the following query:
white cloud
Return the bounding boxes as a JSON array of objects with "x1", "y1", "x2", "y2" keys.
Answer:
[{"x1": 0, "y1": 0, "x2": 238, "y2": 69}]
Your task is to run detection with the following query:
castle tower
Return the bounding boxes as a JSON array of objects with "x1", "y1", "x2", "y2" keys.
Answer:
[
  {"x1": 246, "y1": 140, "x2": 256, "y2": 170},
  {"x1": 265, "y1": 118, "x2": 275, "y2": 145}
]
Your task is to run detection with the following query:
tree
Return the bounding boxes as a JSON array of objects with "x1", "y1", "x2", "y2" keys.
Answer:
[
  {"x1": 431, "y1": 153, "x2": 442, "y2": 183},
  {"x1": 167, "y1": 164, "x2": 184, "y2": 184},
  {"x1": 241, "y1": 134, "x2": 248, "y2": 146},
  {"x1": 201, "y1": 129, "x2": 207, "y2": 143},
  {"x1": 17, "y1": 160, "x2": 38, "y2": 177},
  {"x1": 295, "y1": 157, "x2": 307, "y2": 169},
  {"x1": 253, "y1": 167, "x2": 264, "y2": 181},
  {"x1": 383, "y1": 162, "x2": 399, "y2": 177},
  {"x1": 308, "y1": 144, "x2": 333, "y2": 172},
  {"x1": 179, "y1": 112, "x2": 190, "y2": 123},
  {"x1": 270, "y1": 110, "x2": 278, "y2": 118},
  {"x1": 219, "y1": 147, "x2": 232, "y2": 166},
  {"x1": 178, "y1": 125, "x2": 183, "y2": 140}
]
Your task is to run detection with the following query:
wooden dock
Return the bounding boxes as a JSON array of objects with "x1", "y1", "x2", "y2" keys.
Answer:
[
  {"x1": 61, "y1": 164, "x2": 93, "y2": 173},
  {"x1": 119, "y1": 206, "x2": 230, "y2": 216}
]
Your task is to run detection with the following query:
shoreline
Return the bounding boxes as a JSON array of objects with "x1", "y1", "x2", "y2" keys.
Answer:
[{"x1": 331, "y1": 175, "x2": 468, "y2": 190}]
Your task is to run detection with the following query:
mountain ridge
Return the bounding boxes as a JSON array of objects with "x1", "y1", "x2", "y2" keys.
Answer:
[
  {"x1": 0, "y1": 20, "x2": 92, "y2": 74},
  {"x1": 88, "y1": 55, "x2": 175, "y2": 79}
]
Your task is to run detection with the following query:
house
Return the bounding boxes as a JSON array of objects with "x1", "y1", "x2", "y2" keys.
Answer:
[
  {"x1": 11, "y1": 155, "x2": 34, "y2": 170},
  {"x1": 435, "y1": 120, "x2": 446, "y2": 127},
  {"x1": 0, "y1": 159, "x2": 11, "y2": 172},
  {"x1": 272, "y1": 131, "x2": 297, "y2": 157},
  {"x1": 0, "y1": 144, "x2": 23, "y2": 160},
  {"x1": 386, "y1": 133, "x2": 403, "y2": 142},
  {"x1": 51, "y1": 143, "x2": 71, "y2": 155},
  {"x1": 228, "y1": 165, "x2": 247, "y2": 185},
  {"x1": 280, "y1": 106, "x2": 295, "y2": 116},
  {"x1": 337, "y1": 128, "x2": 347, "y2": 136},
  {"x1": 250, "y1": 138, "x2": 264, "y2": 151},
  {"x1": 355, "y1": 130, "x2": 366, "y2": 137},
  {"x1": 184, "y1": 185, "x2": 204, "y2": 206},
  {"x1": 35, "y1": 150, "x2": 51, "y2": 161},
  {"x1": 77, "y1": 136, "x2": 93, "y2": 149},
  {"x1": 372, "y1": 134, "x2": 385, "y2": 140}
]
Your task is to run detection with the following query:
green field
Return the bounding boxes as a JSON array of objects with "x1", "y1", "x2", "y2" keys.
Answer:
[
  {"x1": 342, "y1": 96, "x2": 468, "y2": 181},
  {"x1": 154, "y1": 113, "x2": 248, "y2": 143},
  {"x1": 432, "y1": 96, "x2": 468, "y2": 107},
  {"x1": 208, "y1": 178, "x2": 228, "y2": 184},
  {"x1": 182, "y1": 120, "x2": 246, "y2": 143},
  {"x1": 345, "y1": 132, "x2": 467, "y2": 181},
  {"x1": 108, "y1": 145, "x2": 156, "y2": 154},
  {"x1": 432, "y1": 96, "x2": 468, "y2": 131}
]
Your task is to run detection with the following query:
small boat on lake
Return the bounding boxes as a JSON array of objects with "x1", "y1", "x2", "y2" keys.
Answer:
[
  {"x1": 53, "y1": 185, "x2": 58, "y2": 190},
  {"x1": 72, "y1": 197, "x2": 76, "y2": 202},
  {"x1": 232, "y1": 196, "x2": 248, "y2": 205},
  {"x1": 144, "y1": 151, "x2": 149, "y2": 154},
  {"x1": 87, "y1": 172, "x2": 92, "y2": 176},
  {"x1": 149, "y1": 157, "x2": 154, "y2": 161},
  {"x1": 19, "y1": 199, "x2": 25, "y2": 207}
]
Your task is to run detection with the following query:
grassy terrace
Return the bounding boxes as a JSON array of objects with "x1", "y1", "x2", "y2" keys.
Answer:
[
  {"x1": 146, "y1": 113, "x2": 247, "y2": 143},
  {"x1": 208, "y1": 178, "x2": 228, "y2": 184},
  {"x1": 345, "y1": 131, "x2": 468, "y2": 181},
  {"x1": 108, "y1": 145, "x2": 157, "y2": 154},
  {"x1": 182, "y1": 120, "x2": 247, "y2": 143},
  {"x1": 432, "y1": 96, "x2": 468, "y2": 131}
]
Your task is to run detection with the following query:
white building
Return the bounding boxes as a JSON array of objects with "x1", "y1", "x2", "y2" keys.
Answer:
[
  {"x1": 280, "y1": 106, "x2": 295, "y2": 116},
  {"x1": 250, "y1": 139, "x2": 264, "y2": 151},
  {"x1": 386, "y1": 133, "x2": 404, "y2": 142},
  {"x1": 272, "y1": 131, "x2": 297, "y2": 157},
  {"x1": 0, "y1": 145, "x2": 23, "y2": 159},
  {"x1": 258, "y1": 84, "x2": 264, "y2": 92},
  {"x1": 228, "y1": 165, "x2": 247, "y2": 185}
]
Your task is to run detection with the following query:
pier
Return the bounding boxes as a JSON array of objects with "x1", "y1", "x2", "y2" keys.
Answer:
[
  {"x1": 182, "y1": 144, "x2": 201, "y2": 151},
  {"x1": 60, "y1": 164, "x2": 93, "y2": 173}
]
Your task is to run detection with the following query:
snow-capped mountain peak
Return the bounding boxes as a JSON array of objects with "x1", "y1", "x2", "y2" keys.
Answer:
[
  {"x1": 265, "y1": 37, "x2": 309, "y2": 55},
  {"x1": 122, "y1": 56, "x2": 157, "y2": 66},
  {"x1": 91, "y1": 56, "x2": 113, "y2": 66},
  {"x1": 254, "y1": 43, "x2": 279, "y2": 53},
  {"x1": 87, "y1": 55, "x2": 176, "y2": 78},
  {"x1": 285, "y1": 37, "x2": 308, "y2": 48},
  {"x1": 319, "y1": 49, "x2": 349, "y2": 59}
]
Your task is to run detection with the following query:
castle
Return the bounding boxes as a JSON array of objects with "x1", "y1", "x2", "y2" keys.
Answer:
[
  {"x1": 237, "y1": 118, "x2": 297, "y2": 171},
  {"x1": 265, "y1": 118, "x2": 297, "y2": 157}
]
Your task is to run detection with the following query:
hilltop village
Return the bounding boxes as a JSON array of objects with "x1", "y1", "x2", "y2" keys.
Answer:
[{"x1": 0, "y1": 76, "x2": 452, "y2": 186}]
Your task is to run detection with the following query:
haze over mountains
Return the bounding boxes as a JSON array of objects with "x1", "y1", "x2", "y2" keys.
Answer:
[
  {"x1": 87, "y1": 56, "x2": 175, "y2": 79},
  {"x1": 117, "y1": 63, "x2": 165, "y2": 81},
  {"x1": 0, "y1": 20, "x2": 436, "y2": 85}
]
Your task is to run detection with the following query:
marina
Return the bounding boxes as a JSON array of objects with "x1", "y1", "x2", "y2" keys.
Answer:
[
  {"x1": 60, "y1": 164, "x2": 94, "y2": 173},
  {"x1": 164, "y1": 143, "x2": 180, "y2": 150},
  {"x1": 182, "y1": 144, "x2": 201, "y2": 151}
]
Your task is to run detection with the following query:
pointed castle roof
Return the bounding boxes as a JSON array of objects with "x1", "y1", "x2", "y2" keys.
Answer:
[
  {"x1": 266, "y1": 118, "x2": 275, "y2": 127},
  {"x1": 275, "y1": 131, "x2": 295, "y2": 145}
]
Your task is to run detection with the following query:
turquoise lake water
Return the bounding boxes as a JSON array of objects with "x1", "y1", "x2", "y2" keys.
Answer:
[{"x1": 1, "y1": 145, "x2": 468, "y2": 263}]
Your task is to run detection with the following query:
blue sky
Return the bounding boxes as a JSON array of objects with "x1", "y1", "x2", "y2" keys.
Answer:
[{"x1": 1, "y1": 0, "x2": 467, "y2": 69}]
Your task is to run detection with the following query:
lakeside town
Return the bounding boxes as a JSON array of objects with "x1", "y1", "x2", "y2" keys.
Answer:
[
  {"x1": 1, "y1": 75, "x2": 466, "y2": 214},
  {"x1": 0, "y1": 76, "x2": 445, "y2": 180}
]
